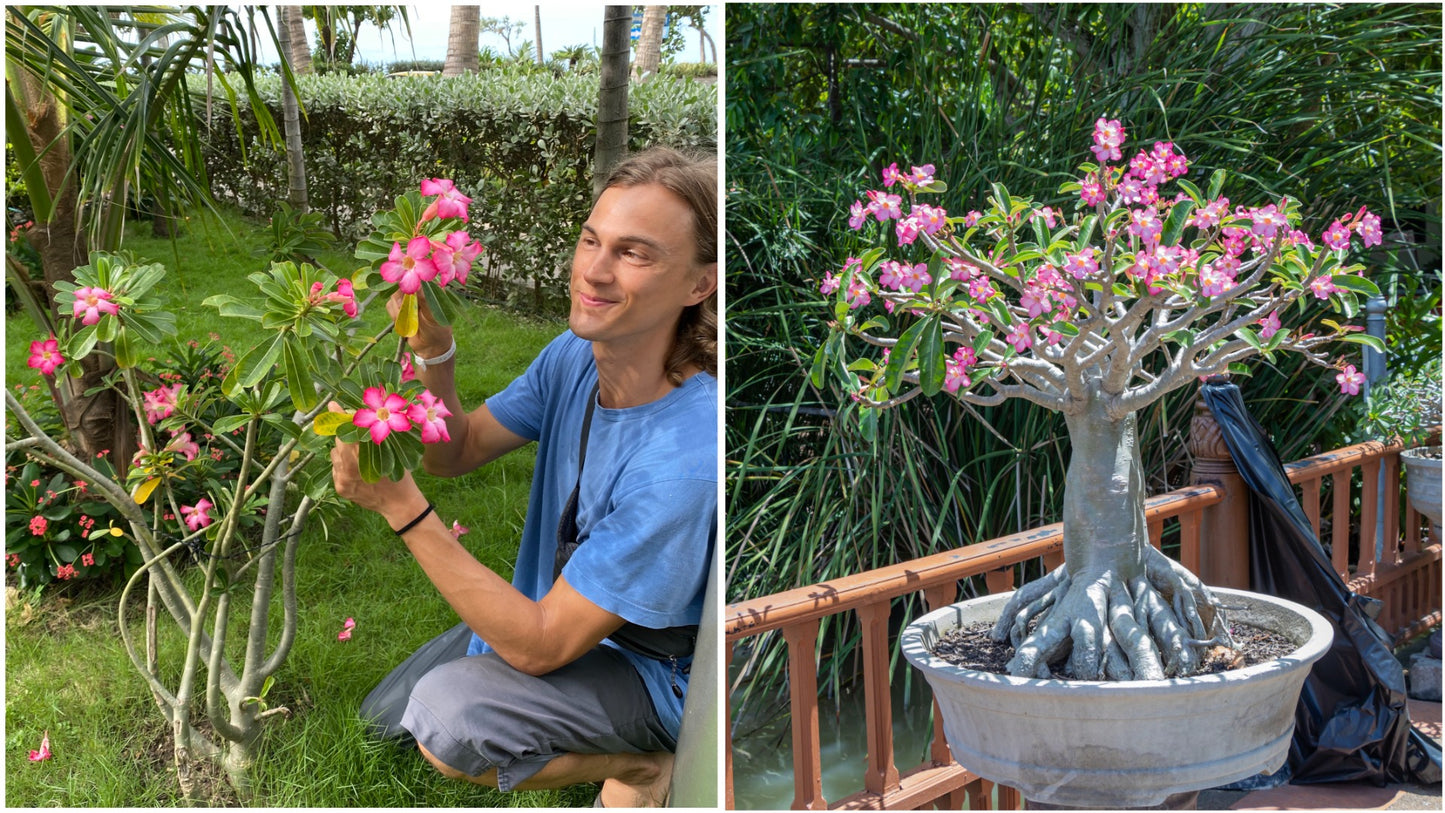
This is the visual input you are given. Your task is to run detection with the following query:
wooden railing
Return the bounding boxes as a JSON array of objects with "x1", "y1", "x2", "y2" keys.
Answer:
[{"x1": 724, "y1": 404, "x2": 1442, "y2": 810}]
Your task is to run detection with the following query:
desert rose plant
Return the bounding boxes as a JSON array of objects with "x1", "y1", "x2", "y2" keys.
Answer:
[
  {"x1": 814, "y1": 118, "x2": 1383, "y2": 681},
  {"x1": 4, "y1": 180, "x2": 482, "y2": 799}
]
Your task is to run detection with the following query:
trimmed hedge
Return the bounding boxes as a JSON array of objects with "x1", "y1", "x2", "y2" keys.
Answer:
[{"x1": 203, "y1": 71, "x2": 716, "y2": 310}]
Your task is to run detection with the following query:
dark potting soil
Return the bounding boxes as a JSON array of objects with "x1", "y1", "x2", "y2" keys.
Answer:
[{"x1": 931, "y1": 622, "x2": 1298, "y2": 679}]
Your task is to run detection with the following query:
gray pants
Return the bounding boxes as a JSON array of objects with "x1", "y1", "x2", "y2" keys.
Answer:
[{"x1": 400, "y1": 645, "x2": 676, "y2": 791}]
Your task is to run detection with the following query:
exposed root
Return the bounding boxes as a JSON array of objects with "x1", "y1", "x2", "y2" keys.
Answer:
[{"x1": 988, "y1": 548, "x2": 1233, "y2": 680}]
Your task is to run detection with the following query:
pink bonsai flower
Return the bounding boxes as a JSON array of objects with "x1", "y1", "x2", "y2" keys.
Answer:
[
  {"x1": 72, "y1": 285, "x2": 120, "y2": 325},
  {"x1": 329, "y1": 278, "x2": 359, "y2": 318},
  {"x1": 407, "y1": 390, "x2": 453, "y2": 444},
  {"x1": 419, "y1": 179, "x2": 472, "y2": 222},
  {"x1": 380, "y1": 236, "x2": 440, "y2": 294},
  {"x1": 27, "y1": 336, "x2": 64, "y2": 376},
  {"x1": 845, "y1": 277, "x2": 871, "y2": 309},
  {"x1": 881, "y1": 162, "x2": 901, "y2": 187},
  {"x1": 1258, "y1": 310, "x2": 1282, "y2": 340},
  {"x1": 337, "y1": 616, "x2": 356, "y2": 642},
  {"x1": 165, "y1": 431, "x2": 200, "y2": 462},
  {"x1": 908, "y1": 163, "x2": 936, "y2": 186},
  {"x1": 431, "y1": 231, "x2": 483, "y2": 287},
  {"x1": 1309, "y1": 276, "x2": 1337, "y2": 300},
  {"x1": 1321, "y1": 220, "x2": 1351, "y2": 252},
  {"x1": 819, "y1": 272, "x2": 840, "y2": 296},
  {"x1": 353, "y1": 387, "x2": 412, "y2": 443},
  {"x1": 848, "y1": 200, "x2": 868, "y2": 230},
  {"x1": 1091, "y1": 117, "x2": 1125, "y2": 163},
  {"x1": 143, "y1": 384, "x2": 183, "y2": 424},
  {"x1": 181, "y1": 498, "x2": 214, "y2": 532},
  {"x1": 450, "y1": 520, "x2": 470, "y2": 539},
  {"x1": 1356, "y1": 210, "x2": 1382, "y2": 247},
  {"x1": 1335, "y1": 364, "x2": 1365, "y2": 396}
]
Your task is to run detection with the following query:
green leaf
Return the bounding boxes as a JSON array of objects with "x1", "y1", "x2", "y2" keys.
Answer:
[
  {"x1": 114, "y1": 328, "x2": 138, "y2": 369},
  {"x1": 67, "y1": 324, "x2": 101, "y2": 361},
  {"x1": 809, "y1": 341, "x2": 828, "y2": 389},
  {"x1": 358, "y1": 440, "x2": 381, "y2": 483},
  {"x1": 857, "y1": 406, "x2": 878, "y2": 443},
  {"x1": 212, "y1": 414, "x2": 251, "y2": 435},
  {"x1": 885, "y1": 319, "x2": 927, "y2": 392},
  {"x1": 235, "y1": 334, "x2": 285, "y2": 390},
  {"x1": 1337, "y1": 333, "x2": 1386, "y2": 353},
  {"x1": 204, "y1": 294, "x2": 265, "y2": 320},
  {"x1": 1207, "y1": 169, "x2": 1226, "y2": 200},
  {"x1": 1329, "y1": 274, "x2": 1381, "y2": 298},
  {"x1": 283, "y1": 339, "x2": 318, "y2": 413},
  {"x1": 1176, "y1": 178, "x2": 1205, "y2": 206},
  {"x1": 917, "y1": 317, "x2": 945, "y2": 396},
  {"x1": 1161, "y1": 199, "x2": 1196, "y2": 246}
]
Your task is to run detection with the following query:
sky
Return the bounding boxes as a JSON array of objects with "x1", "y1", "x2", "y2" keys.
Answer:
[{"x1": 276, "y1": 4, "x2": 721, "y2": 67}]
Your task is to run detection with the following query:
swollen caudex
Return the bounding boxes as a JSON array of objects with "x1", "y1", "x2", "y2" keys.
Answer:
[{"x1": 990, "y1": 547, "x2": 1234, "y2": 680}]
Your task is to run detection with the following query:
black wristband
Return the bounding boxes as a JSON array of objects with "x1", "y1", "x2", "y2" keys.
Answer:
[{"x1": 393, "y1": 503, "x2": 435, "y2": 537}]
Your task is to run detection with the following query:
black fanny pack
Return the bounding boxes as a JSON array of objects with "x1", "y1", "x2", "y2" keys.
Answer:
[{"x1": 553, "y1": 383, "x2": 698, "y2": 663}]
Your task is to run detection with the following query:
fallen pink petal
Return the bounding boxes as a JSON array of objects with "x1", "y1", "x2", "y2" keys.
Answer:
[
  {"x1": 337, "y1": 616, "x2": 355, "y2": 641},
  {"x1": 450, "y1": 521, "x2": 469, "y2": 539},
  {"x1": 28, "y1": 730, "x2": 51, "y2": 761}
]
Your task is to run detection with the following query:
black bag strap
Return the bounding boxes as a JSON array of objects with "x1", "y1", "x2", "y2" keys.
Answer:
[{"x1": 554, "y1": 382, "x2": 698, "y2": 664}]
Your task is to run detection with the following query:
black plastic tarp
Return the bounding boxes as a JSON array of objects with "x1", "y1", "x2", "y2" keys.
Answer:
[{"x1": 1200, "y1": 380, "x2": 1441, "y2": 786}]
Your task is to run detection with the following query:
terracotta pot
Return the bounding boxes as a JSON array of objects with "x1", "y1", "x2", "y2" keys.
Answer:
[{"x1": 901, "y1": 587, "x2": 1332, "y2": 808}]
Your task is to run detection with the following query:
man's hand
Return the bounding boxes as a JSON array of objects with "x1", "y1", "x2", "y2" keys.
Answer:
[
  {"x1": 328, "y1": 402, "x2": 430, "y2": 529},
  {"x1": 388, "y1": 291, "x2": 453, "y2": 360}
]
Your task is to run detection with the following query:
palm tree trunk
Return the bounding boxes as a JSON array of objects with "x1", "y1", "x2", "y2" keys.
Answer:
[
  {"x1": 282, "y1": 7, "x2": 311, "y2": 75},
  {"x1": 594, "y1": 6, "x2": 631, "y2": 199},
  {"x1": 443, "y1": 6, "x2": 480, "y2": 77},
  {"x1": 634, "y1": 6, "x2": 665, "y2": 81},
  {"x1": 534, "y1": 6, "x2": 544, "y2": 66},
  {"x1": 277, "y1": 7, "x2": 309, "y2": 211}
]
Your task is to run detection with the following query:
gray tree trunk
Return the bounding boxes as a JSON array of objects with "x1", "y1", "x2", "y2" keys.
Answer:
[
  {"x1": 534, "y1": 6, "x2": 544, "y2": 66},
  {"x1": 443, "y1": 6, "x2": 480, "y2": 77},
  {"x1": 634, "y1": 6, "x2": 665, "y2": 81},
  {"x1": 282, "y1": 7, "x2": 311, "y2": 75},
  {"x1": 593, "y1": 6, "x2": 631, "y2": 199},
  {"x1": 277, "y1": 7, "x2": 309, "y2": 211}
]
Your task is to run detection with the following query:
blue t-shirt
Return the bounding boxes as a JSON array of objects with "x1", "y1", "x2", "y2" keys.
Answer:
[{"x1": 465, "y1": 331, "x2": 717, "y2": 737}]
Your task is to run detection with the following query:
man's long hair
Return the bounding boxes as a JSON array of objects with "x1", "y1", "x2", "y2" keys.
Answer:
[{"x1": 602, "y1": 147, "x2": 717, "y2": 385}]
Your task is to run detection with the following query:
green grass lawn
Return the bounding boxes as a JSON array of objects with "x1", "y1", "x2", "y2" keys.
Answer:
[{"x1": 5, "y1": 209, "x2": 586, "y2": 806}]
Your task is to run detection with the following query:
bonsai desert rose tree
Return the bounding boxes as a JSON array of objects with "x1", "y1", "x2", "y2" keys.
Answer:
[
  {"x1": 4, "y1": 180, "x2": 481, "y2": 799},
  {"x1": 815, "y1": 118, "x2": 1383, "y2": 682}
]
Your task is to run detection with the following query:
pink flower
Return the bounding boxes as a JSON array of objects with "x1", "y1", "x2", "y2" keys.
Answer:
[
  {"x1": 353, "y1": 387, "x2": 412, "y2": 444},
  {"x1": 406, "y1": 390, "x2": 453, "y2": 444},
  {"x1": 1091, "y1": 117, "x2": 1125, "y2": 163},
  {"x1": 1322, "y1": 220, "x2": 1351, "y2": 252},
  {"x1": 1079, "y1": 180, "x2": 1105, "y2": 207},
  {"x1": 943, "y1": 360, "x2": 971, "y2": 394},
  {"x1": 1258, "y1": 310, "x2": 1281, "y2": 340},
  {"x1": 337, "y1": 616, "x2": 356, "y2": 642},
  {"x1": 327, "y1": 278, "x2": 359, "y2": 318},
  {"x1": 55, "y1": 562, "x2": 76, "y2": 580},
  {"x1": 845, "y1": 277, "x2": 871, "y2": 310},
  {"x1": 1249, "y1": 204, "x2": 1288, "y2": 239},
  {"x1": 165, "y1": 431, "x2": 200, "y2": 462},
  {"x1": 181, "y1": 498, "x2": 214, "y2": 532},
  {"x1": 967, "y1": 276, "x2": 996, "y2": 303},
  {"x1": 400, "y1": 354, "x2": 416, "y2": 383},
  {"x1": 1127, "y1": 207, "x2": 1163, "y2": 246},
  {"x1": 945, "y1": 257, "x2": 978, "y2": 281},
  {"x1": 895, "y1": 216, "x2": 920, "y2": 246},
  {"x1": 28, "y1": 731, "x2": 52, "y2": 762},
  {"x1": 1336, "y1": 364, "x2": 1365, "y2": 396},
  {"x1": 450, "y1": 521, "x2": 469, "y2": 539},
  {"x1": 379, "y1": 236, "x2": 440, "y2": 294},
  {"x1": 1356, "y1": 210, "x2": 1382, "y2": 248},
  {"x1": 908, "y1": 164, "x2": 936, "y2": 186},
  {"x1": 81, "y1": 552, "x2": 95, "y2": 567},
  {"x1": 866, "y1": 190, "x2": 902, "y2": 221},
  {"x1": 72, "y1": 286, "x2": 120, "y2": 325},
  {"x1": 848, "y1": 200, "x2": 867, "y2": 230},
  {"x1": 430, "y1": 231, "x2": 483, "y2": 287},
  {"x1": 913, "y1": 204, "x2": 948, "y2": 235},
  {"x1": 419, "y1": 178, "x2": 472, "y2": 222},
  {"x1": 1005, "y1": 322, "x2": 1032, "y2": 353},
  {"x1": 7, "y1": 553, "x2": 20, "y2": 568},
  {"x1": 29, "y1": 515, "x2": 47, "y2": 536},
  {"x1": 877, "y1": 261, "x2": 905, "y2": 292},
  {"x1": 961, "y1": 211, "x2": 982, "y2": 228},
  {"x1": 1309, "y1": 276, "x2": 1337, "y2": 300},
  {"x1": 819, "y1": 272, "x2": 840, "y2": 296},
  {"x1": 881, "y1": 162, "x2": 901, "y2": 187},
  {"x1": 143, "y1": 384, "x2": 183, "y2": 425},
  {"x1": 1063, "y1": 249, "x2": 1099, "y2": 279},
  {"x1": 1035, "y1": 206, "x2": 1059, "y2": 228},
  {"x1": 27, "y1": 336, "x2": 64, "y2": 376},
  {"x1": 899, "y1": 262, "x2": 932, "y2": 293}
]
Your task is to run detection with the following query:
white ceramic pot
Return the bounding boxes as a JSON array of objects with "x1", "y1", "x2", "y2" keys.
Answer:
[
  {"x1": 901, "y1": 587, "x2": 1332, "y2": 808},
  {"x1": 1401, "y1": 446, "x2": 1442, "y2": 543}
]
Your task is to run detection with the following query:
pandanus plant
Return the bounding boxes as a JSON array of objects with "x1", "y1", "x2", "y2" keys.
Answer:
[
  {"x1": 6, "y1": 181, "x2": 481, "y2": 799},
  {"x1": 815, "y1": 118, "x2": 1382, "y2": 681}
]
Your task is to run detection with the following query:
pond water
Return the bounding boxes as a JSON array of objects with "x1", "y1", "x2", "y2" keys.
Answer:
[{"x1": 729, "y1": 664, "x2": 939, "y2": 809}]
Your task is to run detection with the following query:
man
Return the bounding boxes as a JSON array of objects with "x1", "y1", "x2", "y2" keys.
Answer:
[{"x1": 330, "y1": 147, "x2": 718, "y2": 807}]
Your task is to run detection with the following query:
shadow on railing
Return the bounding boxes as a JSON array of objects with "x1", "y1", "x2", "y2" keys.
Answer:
[{"x1": 724, "y1": 405, "x2": 1442, "y2": 810}]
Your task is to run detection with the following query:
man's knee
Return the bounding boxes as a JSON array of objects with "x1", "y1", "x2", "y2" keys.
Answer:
[{"x1": 417, "y1": 741, "x2": 497, "y2": 785}]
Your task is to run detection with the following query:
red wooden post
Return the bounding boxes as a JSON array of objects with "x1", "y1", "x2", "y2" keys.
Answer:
[
  {"x1": 857, "y1": 600, "x2": 900, "y2": 797},
  {"x1": 1188, "y1": 389, "x2": 1251, "y2": 588},
  {"x1": 782, "y1": 621, "x2": 826, "y2": 809}
]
